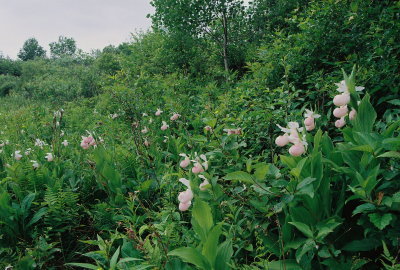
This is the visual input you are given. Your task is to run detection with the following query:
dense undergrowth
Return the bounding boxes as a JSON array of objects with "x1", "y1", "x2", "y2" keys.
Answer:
[{"x1": 1, "y1": 0, "x2": 400, "y2": 269}]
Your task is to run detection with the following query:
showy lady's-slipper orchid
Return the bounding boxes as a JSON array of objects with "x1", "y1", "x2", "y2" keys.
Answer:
[
  {"x1": 81, "y1": 135, "x2": 96, "y2": 149},
  {"x1": 178, "y1": 178, "x2": 193, "y2": 211},
  {"x1": 170, "y1": 113, "x2": 181, "y2": 121},
  {"x1": 275, "y1": 134, "x2": 290, "y2": 146},
  {"x1": 349, "y1": 109, "x2": 357, "y2": 120},
  {"x1": 303, "y1": 109, "x2": 320, "y2": 131},
  {"x1": 335, "y1": 117, "x2": 346, "y2": 128},
  {"x1": 14, "y1": 150, "x2": 22, "y2": 160},
  {"x1": 199, "y1": 175, "x2": 210, "y2": 191},
  {"x1": 45, "y1": 153, "x2": 54, "y2": 162},
  {"x1": 333, "y1": 105, "x2": 349, "y2": 118},
  {"x1": 179, "y1": 153, "x2": 191, "y2": 168},
  {"x1": 191, "y1": 154, "x2": 208, "y2": 174},
  {"x1": 155, "y1": 108, "x2": 163, "y2": 116},
  {"x1": 161, "y1": 121, "x2": 169, "y2": 131},
  {"x1": 141, "y1": 126, "x2": 149, "y2": 134}
]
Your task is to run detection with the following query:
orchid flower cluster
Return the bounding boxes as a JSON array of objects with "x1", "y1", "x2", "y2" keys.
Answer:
[
  {"x1": 333, "y1": 80, "x2": 364, "y2": 128},
  {"x1": 275, "y1": 121, "x2": 309, "y2": 157},
  {"x1": 179, "y1": 153, "x2": 209, "y2": 174},
  {"x1": 138, "y1": 108, "x2": 182, "y2": 146},
  {"x1": 177, "y1": 153, "x2": 210, "y2": 211}
]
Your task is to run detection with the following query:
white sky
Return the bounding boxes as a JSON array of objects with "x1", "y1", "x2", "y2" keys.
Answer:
[{"x1": 0, "y1": 0, "x2": 154, "y2": 58}]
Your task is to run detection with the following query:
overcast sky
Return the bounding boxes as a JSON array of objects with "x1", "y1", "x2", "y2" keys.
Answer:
[{"x1": 0, "y1": 0, "x2": 154, "y2": 58}]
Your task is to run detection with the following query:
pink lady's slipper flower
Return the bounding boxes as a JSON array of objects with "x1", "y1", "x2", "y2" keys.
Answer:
[
  {"x1": 335, "y1": 80, "x2": 365, "y2": 93},
  {"x1": 333, "y1": 80, "x2": 364, "y2": 106},
  {"x1": 170, "y1": 113, "x2": 181, "y2": 121},
  {"x1": 178, "y1": 178, "x2": 193, "y2": 211},
  {"x1": 31, "y1": 160, "x2": 39, "y2": 169},
  {"x1": 45, "y1": 153, "x2": 54, "y2": 162},
  {"x1": 62, "y1": 140, "x2": 69, "y2": 146},
  {"x1": 144, "y1": 140, "x2": 150, "y2": 147},
  {"x1": 191, "y1": 154, "x2": 208, "y2": 173},
  {"x1": 335, "y1": 117, "x2": 346, "y2": 128},
  {"x1": 178, "y1": 189, "x2": 193, "y2": 203},
  {"x1": 109, "y1": 113, "x2": 118, "y2": 119},
  {"x1": 275, "y1": 134, "x2": 290, "y2": 147},
  {"x1": 155, "y1": 108, "x2": 163, "y2": 116},
  {"x1": 333, "y1": 93, "x2": 350, "y2": 107},
  {"x1": 192, "y1": 162, "x2": 204, "y2": 174},
  {"x1": 303, "y1": 109, "x2": 321, "y2": 131},
  {"x1": 179, "y1": 153, "x2": 191, "y2": 168},
  {"x1": 141, "y1": 126, "x2": 149, "y2": 134},
  {"x1": 81, "y1": 135, "x2": 96, "y2": 149},
  {"x1": 224, "y1": 128, "x2": 242, "y2": 135},
  {"x1": 289, "y1": 143, "x2": 305, "y2": 157},
  {"x1": 179, "y1": 201, "x2": 191, "y2": 211},
  {"x1": 333, "y1": 105, "x2": 349, "y2": 118},
  {"x1": 14, "y1": 151, "x2": 22, "y2": 161},
  {"x1": 204, "y1": 126, "x2": 212, "y2": 132},
  {"x1": 199, "y1": 175, "x2": 210, "y2": 191},
  {"x1": 349, "y1": 109, "x2": 357, "y2": 120},
  {"x1": 161, "y1": 121, "x2": 169, "y2": 131}
]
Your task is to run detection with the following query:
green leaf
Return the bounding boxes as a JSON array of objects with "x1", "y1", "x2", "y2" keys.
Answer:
[
  {"x1": 353, "y1": 94, "x2": 376, "y2": 133},
  {"x1": 26, "y1": 207, "x2": 47, "y2": 228},
  {"x1": 253, "y1": 163, "x2": 269, "y2": 181},
  {"x1": 368, "y1": 213, "x2": 393, "y2": 230},
  {"x1": 342, "y1": 239, "x2": 380, "y2": 251},
  {"x1": 224, "y1": 171, "x2": 253, "y2": 184},
  {"x1": 295, "y1": 239, "x2": 315, "y2": 263},
  {"x1": 21, "y1": 193, "x2": 35, "y2": 212},
  {"x1": 297, "y1": 177, "x2": 316, "y2": 190},
  {"x1": 203, "y1": 224, "x2": 222, "y2": 267},
  {"x1": 265, "y1": 260, "x2": 302, "y2": 270},
  {"x1": 352, "y1": 203, "x2": 376, "y2": 215},
  {"x1": 192, "y1": 200, "x2": 213, "y2": 235},
  {"x1": 280, "y1": 155, "x2": 297, "y2": 169},
  {"x1": 378, "y1": 151, "x2": 400, "y2": 159},
  {"x1": 215, "y1": 240, "x2": 233, "y2": 270},
  {"x1": 110, "y1": 247, "x2": 120, "y2": 269},
  {"x1": 168, "y1": 247, "x2": 210, "y2": 270},
  {"x1": 288, "y1": 222, "x2": 313, "y2": 238},
  {"x1": 65, "y1": 263, "x2": 102, "y2": 269}
]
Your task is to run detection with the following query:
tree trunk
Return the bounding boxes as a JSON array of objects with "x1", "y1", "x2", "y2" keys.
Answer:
[{"x1": 222, "y1": 9, "x2": 229, "y2": 78}]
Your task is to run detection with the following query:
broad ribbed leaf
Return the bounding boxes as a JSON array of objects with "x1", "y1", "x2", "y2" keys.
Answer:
[{"x1": 168, "y1": 247, "x2": 210, "y2": 270}]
